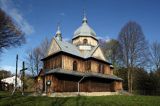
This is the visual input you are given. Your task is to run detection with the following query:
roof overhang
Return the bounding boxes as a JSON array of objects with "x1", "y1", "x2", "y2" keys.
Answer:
[
  {"x1": 42, "y1": 51, "x2": 111, "y2": 65},
  {"x1": 45, "y1": 68, "x2": 123, "y2": 81},
  {"x1": 72, "y1": 35, "x2": 98, "y2": 42}
]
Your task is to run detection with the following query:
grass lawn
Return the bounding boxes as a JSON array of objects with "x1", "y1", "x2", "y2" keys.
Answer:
[{"x1": 0, "y1": 91, "x2": 160, "y2": 106}]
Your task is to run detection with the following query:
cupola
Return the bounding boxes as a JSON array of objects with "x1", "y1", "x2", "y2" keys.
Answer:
[
  {"x1": 55, "y1": 25, "x2": 62, "y2": 41},
  {"x1": 72, "y1": 13, "x2": 98, "y2": 48}
]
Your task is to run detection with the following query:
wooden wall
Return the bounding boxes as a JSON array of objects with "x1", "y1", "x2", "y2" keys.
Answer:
[
  {"x1": 43, "y1": 54, "x2": 112, "y2": 75},
  {"x1": 45, "y1": 75, "x2": 118, "y2": 93},
  {"x1": 110, "y1": 68, "x2": 113, "y2": 75},
  {"x1": 104, "y1": 64, "x2": 111, "y2": 74},
  {"x1": 46, "y1": 74, "x2": 80, "y2": 92},
  {"x1": 90, "y1": 60, "x2": 99, "y2": 73},
  {"x1": 80, "y1": 78, "x2": 112, "y2": 92},
  {"x1": 44, "y1": 55, "x2": 62, "y2": 69},
  {"x1": 90, "y1": 60, "x2": 111, "y2": 74},
  {"x1": 46, "y1": 75, "x2": 54, "y2": 93},
  {"x1": 62, "y1": 55, "x2": 86, "y2": 72},
  {"x1": 111, "y1": 81, "x2": 123, "y2": 92}
]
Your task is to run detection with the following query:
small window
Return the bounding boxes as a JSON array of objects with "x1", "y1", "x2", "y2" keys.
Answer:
[
  {"x1": 83, "y1": 39, "x2": 88, "y2": 44},
  {"x1": 73, "y1": 61, "x2": 77, "y2": 71},
  {"x1": 98, "y1": 64, "x2": 104, "y2": 74},
  {"x1": 86, "y1": 61, "x2": 91, "y2": 71}
]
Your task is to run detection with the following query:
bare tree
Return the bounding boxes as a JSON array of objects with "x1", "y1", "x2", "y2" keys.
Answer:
[
  {"x1": 26, "y1": 38, "x2": 50, "y2": 76},
  {"x1": 26, "y1": 51, "x2": 35, "y2": 76},
  {"x1": 150, "y1": 41, "x2": 160, "y2": 70},
  {"x1": 39, "y1": 37, "x2": 50, "y2": 58},
  {"x1": 0, "y1": 8, "x2": 25, "y2": 54},
  {"x1": 118, "y1": 21, "x2": 149, "y2": 93},
  {"x1": 102, "y1": 39, "x2": 122, "y2": 67},
  {"x1": 33, "y1": 47, "x2": 42, "y2": 75}
]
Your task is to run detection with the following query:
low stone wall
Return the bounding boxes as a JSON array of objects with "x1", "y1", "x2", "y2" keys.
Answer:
[
  {"x1": 80, "y1": 92, "x2": 119, "y2": 96},
  {"x1": 48, "y1": 92, "x2": 120, "y2": 97}
]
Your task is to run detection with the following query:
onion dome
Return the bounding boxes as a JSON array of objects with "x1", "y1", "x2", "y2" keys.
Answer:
[{"x1": 73, "y1": 15, "x2": 97, "y2": 39}]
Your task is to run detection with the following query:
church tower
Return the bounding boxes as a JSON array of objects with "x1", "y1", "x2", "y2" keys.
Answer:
[{"x1": 72, "y1": 14, "x2": 98, "y2": 51}]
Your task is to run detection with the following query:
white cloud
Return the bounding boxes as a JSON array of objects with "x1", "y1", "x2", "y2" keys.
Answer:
[
  {"x1": 106, "y1": 38, "x2": 111, "y2": 42},
  {"x1": 0, "y1": 64, "x2": 22, "y2": 74},
  {"x1": 0, "y1": 0, "x2": 34, "y2": 35},
  {"x1": 0, "y1": 65, "x2": 15, "y2": 72},
  {"x1": 97, "y1": 35, "x2": 111, "y2": 42}
]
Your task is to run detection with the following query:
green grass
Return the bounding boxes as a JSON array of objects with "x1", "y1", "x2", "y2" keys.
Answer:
[{"x1": 0, "y1": 91, "x2": 160, "y2": 106}]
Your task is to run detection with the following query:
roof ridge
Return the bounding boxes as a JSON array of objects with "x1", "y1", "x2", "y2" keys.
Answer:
[{"x1": 90, "y1": 44, "x2": 99, "y2": 56}]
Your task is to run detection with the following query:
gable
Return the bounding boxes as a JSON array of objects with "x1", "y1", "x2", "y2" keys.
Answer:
[
  {"x1": 92, "y1": 47, "x2": 106, "y2": 61},
  {"x1": 47, "y1": 38, "x2": 61, "y2": 56}
]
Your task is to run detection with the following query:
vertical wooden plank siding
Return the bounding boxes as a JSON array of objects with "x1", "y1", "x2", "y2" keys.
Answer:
[
  {"x1": 111, "y1": 81, "x2": 123, "y2": 91},
  {"x1": 42, "y1": 54, "x2": 122, "y2": 93},
  {"x1": 62, "y1": 55, "x2": 85, "y2": 72},
  {"x1": 44, "y1": 55, "x2": 62, "y2": 69},
  {"x1": 91, "y1": 60, "x2": 111, "y2": 75},
  {"x1": 44, "y1": 54, "x2": 112, "y2": 75}
]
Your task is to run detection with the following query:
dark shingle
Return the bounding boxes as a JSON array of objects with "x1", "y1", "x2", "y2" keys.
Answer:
[{"x1": 45, "y1": 68, "x2": 123, "y2": 81}]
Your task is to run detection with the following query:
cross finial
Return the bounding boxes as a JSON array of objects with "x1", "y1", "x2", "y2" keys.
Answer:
[
  {"x1": 55, "y1": 22, "x2": 62, "y2": 41},
  {"x1": 83, "y1": 9, "x2": 86, "y2": 18},
  {"x1": 82, "y1": 9, "x2": 87, "y2": 23},
  {"x1": 58, "y1": 22, "x2": 60, "y2": 30}
]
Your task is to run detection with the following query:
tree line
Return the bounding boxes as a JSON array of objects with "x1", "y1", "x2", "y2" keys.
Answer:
[{"x1": 100, "y1": 21, "x2": 160, "y2": 95}]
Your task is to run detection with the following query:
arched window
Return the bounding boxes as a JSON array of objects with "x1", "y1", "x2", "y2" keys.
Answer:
[
  {"x1": 83, "y1": 39, "x2": 88, "y2": 44},
  {"x1": 73, "y1": 61, "x2": 77, "y2": 71}
]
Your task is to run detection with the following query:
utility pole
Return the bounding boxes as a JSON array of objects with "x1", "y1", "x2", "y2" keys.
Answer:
[
  {"x1": 12, "y1": 54, "x2": 18, "y2": 95},
  {"x1": 20, "y1": 61, "x2": 27, "y2": 95},
  {"x1": 15, "y1": 54, "x2": 18, "y2": 89}
]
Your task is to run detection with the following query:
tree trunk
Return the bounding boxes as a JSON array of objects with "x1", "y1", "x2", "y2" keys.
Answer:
[{"x1": 130, "y1": 69, "x2": 133, "y2": 93}]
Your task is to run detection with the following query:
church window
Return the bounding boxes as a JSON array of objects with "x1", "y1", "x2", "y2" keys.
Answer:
[
  {"x1": 86, "y1": 61, "x2": 91, "y2": 71},
  {"x1": 73, "y1": 61, "x2": 77, "y2": 71},
  {"x1": 98, "y1": 64, "x2": 104, "y2": 74},
  {"x1": 83, "y1": 39, "x2": 88, "y2": 44}
]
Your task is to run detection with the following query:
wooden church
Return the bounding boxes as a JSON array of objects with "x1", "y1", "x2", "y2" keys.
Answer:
[{"x1": 36, "y1": 15, "x2": 123, "y2": 93}]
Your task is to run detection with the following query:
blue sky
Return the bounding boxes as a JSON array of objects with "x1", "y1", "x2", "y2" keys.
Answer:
[{"x1": 0, "y1": 0, "x2": 160, "y2": 73}]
